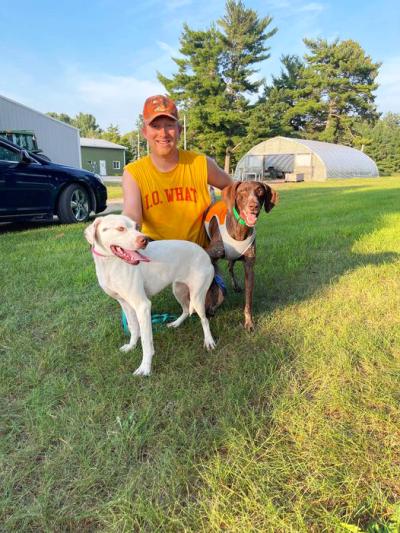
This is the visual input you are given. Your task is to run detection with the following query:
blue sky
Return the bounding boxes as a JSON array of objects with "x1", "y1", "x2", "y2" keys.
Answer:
[{"x1": 1, "y1": 0, "x2": 399, "y2": 133}]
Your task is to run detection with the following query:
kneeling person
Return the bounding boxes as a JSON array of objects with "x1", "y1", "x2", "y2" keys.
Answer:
[{"x1": 122, "y1": 94, "x2": 232, "y2": 310}]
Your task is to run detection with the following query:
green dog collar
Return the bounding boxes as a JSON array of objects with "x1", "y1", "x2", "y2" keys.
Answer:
[{"x1": 233, "y1": 206, "x2": 247, "y2": 226}]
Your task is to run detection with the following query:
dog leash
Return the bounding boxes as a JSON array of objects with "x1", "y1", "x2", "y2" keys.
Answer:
[
  {"x1": 121, "y1": 311, "x2": 178, "y2": 335},
  {"x1": 214, "y1": 273, "x2": 227, "y2": 296}
]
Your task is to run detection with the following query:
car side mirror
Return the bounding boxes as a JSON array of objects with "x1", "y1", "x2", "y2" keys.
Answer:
[{"x1": 19, "y1": 149, "x2": 34, "y2": 164}]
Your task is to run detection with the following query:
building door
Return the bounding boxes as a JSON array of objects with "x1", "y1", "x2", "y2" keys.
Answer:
[{"x1": 99, "y1": 160, "x2": 107, "y2": 176}]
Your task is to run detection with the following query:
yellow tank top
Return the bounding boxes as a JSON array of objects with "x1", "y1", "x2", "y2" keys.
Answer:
[{"x1": 125, "y1": 150, "x2": 211, "y2": 247}]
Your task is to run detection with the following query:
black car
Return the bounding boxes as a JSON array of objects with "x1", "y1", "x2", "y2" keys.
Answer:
[{"x1": 0, "y1": 137, "x2": 107, "y2": 224}]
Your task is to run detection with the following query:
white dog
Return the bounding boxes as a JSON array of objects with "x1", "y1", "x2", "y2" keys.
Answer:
[{"x1": 85, "y1": 214, "x2": 216, "y2": 376}]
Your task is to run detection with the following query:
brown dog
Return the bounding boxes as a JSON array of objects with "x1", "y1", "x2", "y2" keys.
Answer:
[{"x1": 204, "y1": 181, "x2": 278, "y2": 330}]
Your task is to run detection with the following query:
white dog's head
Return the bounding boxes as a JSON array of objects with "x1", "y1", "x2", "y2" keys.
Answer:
[{"x1": 85, "y1": 214, "x2": 150, "y2": 265}]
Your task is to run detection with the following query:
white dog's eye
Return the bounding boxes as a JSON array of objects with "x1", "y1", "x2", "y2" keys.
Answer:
[{"x1": 116, "y1": 226, "x2": 126, "y2": 232}]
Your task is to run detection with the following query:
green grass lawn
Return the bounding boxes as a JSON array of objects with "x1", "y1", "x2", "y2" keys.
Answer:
[
  {"x1": 1, "y1": 177, "x2": 400, "y2": 531},
  {"x1": 106, "y1": 184, "x2": 123, "y2": 200}
]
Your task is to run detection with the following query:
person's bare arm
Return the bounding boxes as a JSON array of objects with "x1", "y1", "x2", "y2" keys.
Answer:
[
  {"x1": 122, "y1": 169, "x2": 143, "y2": 228},
  {"x1": 206, "y1": 157, "x2": 233, "y2": 190}
]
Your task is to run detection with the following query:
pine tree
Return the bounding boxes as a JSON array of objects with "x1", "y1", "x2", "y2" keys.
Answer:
[
  {"x1": 287, "y1": 38, "x2": 380, "y2": 144},
  {"x1": 217, "y1": 0, "x2": 277, "y2": 171},
  {"x1": 241, "y1": 55, "x2": 304, "y2": 156},
  {"x1": 158, "y1": 1, "x2": 277, "y2": 172}
]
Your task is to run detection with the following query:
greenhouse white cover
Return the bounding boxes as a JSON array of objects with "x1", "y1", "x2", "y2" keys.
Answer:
[{"x1": 234, "y1": 136, "x2": 379, "y2": 181}]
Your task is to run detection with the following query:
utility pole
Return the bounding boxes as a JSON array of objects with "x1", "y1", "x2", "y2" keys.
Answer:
[
  {"x1": 183, "y1": 114, "x2": 187, "y2": 150},
  {"x1": 137, "y1": 131, "x2": 140, "y2": 159}
]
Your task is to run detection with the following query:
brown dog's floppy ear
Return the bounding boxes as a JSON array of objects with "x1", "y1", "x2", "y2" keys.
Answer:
[
  {"x1": 262, "y1": 183, "x2": 279, "y2": 213},
  {"x1": 222, "y1": 181, "x2": 241, "y2": 210},
  {"x1": 84, "y1": 218, "x2": 101, "y2": 246}
]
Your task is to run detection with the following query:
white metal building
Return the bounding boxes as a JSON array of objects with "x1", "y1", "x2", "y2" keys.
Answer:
[
  {"x1": 0, "y1": 94, "x2": 81, "y2": 167},
  {"x1": 235, "y1": 136, "x2": 379, "y2": 181}
]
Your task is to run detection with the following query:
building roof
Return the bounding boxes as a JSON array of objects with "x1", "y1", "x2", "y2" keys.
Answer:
[
  {"x1": 80, "y1": 137, "x2": 126, "y2": 150},
  {"x1": 236, "y1": 136, "x2": 378, "y2": 179},
  {"x1": 280, "y1": 137, "x2": 378, "y2": 178},
  {"x1": 0, "y1": 94, "x2": 79, "y2": 132}
]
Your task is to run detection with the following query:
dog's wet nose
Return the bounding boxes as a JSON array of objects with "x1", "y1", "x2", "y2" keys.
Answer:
[
  {"x1": 136, "y1": 235, "x2": 149, "y2": 249},
  {"x1": 248, "y1": 200, "x2": 260, "y2": 212}
]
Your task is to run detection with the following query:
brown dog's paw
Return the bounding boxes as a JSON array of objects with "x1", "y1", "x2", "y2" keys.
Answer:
[{"x1": 244, "y1": 315, "x2": 255, "y2": 331}]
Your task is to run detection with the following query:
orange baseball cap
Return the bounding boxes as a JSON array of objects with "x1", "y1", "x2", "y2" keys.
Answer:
[{"x1": 143, "y1": 95, "x2": 179, "y2": 124}]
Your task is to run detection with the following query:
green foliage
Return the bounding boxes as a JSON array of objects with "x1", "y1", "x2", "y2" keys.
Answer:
[
  {"x1": 73, "y1": 112, "x2": 102, "y2": 137},
  {"x1": 240, "y1": 55, "x2": 304, "y2": 156},
  {"x1": 45, "y1": 16, "x2": 397, "y2": 171},
  {"x1": 287, "y1": 38, "x2": 380, "y2": 144},
  {"x1": 46, "y1": 111, "x2": 103, "y2": 137},
  {"x1": 158, "y1": 0, "x2": 277, "y2": 170},
  {"x1": 218, "y1": 0, "x2": 277, "y2": 97},
  {"x1": 101, "y1": 123, "x2": 121, "y2": 144},
  {"x1": 159, "y1": 24, "x2": 226, "y2": 162},
  {"x1": 2, "y1": 178, "x2": 400, "y2": 531},
  {"x1": 46, "y1": 112, "x2": 74, "y2": 125},
  {"x1": 46, "y1": 110, "x2": 146, "y2": 163},
  {"x1": 357, "y1": 113, "x2": 400, "y2": 175}
]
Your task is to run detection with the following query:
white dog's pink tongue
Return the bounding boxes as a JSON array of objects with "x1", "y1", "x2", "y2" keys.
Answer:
[
  {"x1": 111, "y1": 246, "x2": 150, "y2": 264},
  {"x1": 241, "y1": 211, "x2": 257, "y2": 227}
]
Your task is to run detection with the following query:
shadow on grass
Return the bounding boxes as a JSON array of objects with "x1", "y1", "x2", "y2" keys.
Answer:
[
  {"x1": 2, "y1": 181, "x2": 400, "y2": 530},
  {"x1": 249, "y1": 183, "x2": 400, "y2": 311}
]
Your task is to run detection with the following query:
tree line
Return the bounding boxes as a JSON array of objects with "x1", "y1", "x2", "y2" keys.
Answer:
[
  {"x1": 48, "y1": 0, "x2": 400, "y2": 176},
  {"x1": 46, "y1": 112, "x2": 145, "y2": 162}
]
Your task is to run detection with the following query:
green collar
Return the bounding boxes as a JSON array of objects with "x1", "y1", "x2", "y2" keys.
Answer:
[{"x1": 233, "y1": 206, "x2": 247, "y2": 226}]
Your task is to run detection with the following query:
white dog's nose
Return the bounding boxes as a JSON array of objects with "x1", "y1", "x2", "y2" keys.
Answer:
[{"x1": 135, "y1": 235, "x2": 149, "y2": 249}]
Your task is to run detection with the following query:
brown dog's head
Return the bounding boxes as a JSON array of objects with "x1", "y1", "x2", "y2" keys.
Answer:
[{"x1": 222, "y1": 180, "x2": 278, "y2": 227}]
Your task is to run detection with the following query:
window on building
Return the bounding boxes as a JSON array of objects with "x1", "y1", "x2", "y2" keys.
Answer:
[
  {"x1": 88, "y1": 160, "x2": 97, "y2": 171},
  {"x1": 112, "y1": 161, "x2": 121, "y2": 170}
]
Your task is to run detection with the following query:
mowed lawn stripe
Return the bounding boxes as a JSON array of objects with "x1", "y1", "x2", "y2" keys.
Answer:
[{"x1": 1, "y1": 177, "x2": 399, "y2": 531}]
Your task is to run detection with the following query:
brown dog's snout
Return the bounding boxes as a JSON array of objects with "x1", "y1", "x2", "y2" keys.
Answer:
[
  {"x1": 247, "y1": 195, "x2": 261, "y2": 213},
  {"x1": 135, "y1": 235, "x2": 149, "y2": 249}
]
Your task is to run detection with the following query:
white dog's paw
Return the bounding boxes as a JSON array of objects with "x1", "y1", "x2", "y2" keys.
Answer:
[
  {"x1": 167, "y1": 314, "x2": 188, "y2": 329},
  {"x1": 133, "y1": 365, "x2": 151, "y2": 376},
  {"x1": 204, "y1": 337, "x2": 216, "y2": 351},
  {"x1": 120, "y1": 343, "x2": 136, "y2": 353}
]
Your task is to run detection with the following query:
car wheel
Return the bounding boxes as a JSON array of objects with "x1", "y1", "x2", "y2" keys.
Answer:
[{"x1": 57, "y1": 184, "x2": 91, "y2": 223}]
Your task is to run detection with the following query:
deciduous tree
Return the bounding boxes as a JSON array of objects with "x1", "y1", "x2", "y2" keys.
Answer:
[
  {"x1": 72, "y1": 113, "x2": 102, "y2": 137},
  {"x1": 46, "y1": 112, "x2": 73, "y2": 125},
  {"x1": 358, "y1": 113, "x2": 400, "y2": 175}
]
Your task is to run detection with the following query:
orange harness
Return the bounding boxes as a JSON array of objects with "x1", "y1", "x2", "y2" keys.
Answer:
[{"x1": 204, "y1": 201, "x2": 256, "y2": 260}]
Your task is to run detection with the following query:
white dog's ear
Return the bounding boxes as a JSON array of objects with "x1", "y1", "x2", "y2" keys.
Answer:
[{"x1": 84, "y1": 218, "x2": 101, "y2": 245}]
